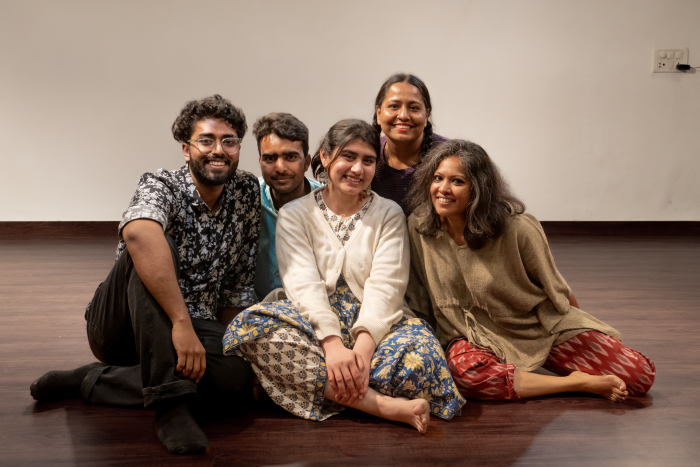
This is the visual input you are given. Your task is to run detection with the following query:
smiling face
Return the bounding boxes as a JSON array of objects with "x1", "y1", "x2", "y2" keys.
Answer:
[
  {"x1": 321, "y1": 139, "x2": 377, "y2": 198},
  {"x1": 183, "y1": 118, "x2": 239, "y2": 187},
  {"x1": 430, "y1": 156, "x2": 471, "y2": 221},
  {"x1": 259, "y1": 134, "x2": 310, "y2": 196},
  {"x1": 376, "y1": 82, "x2": 429, "y2": 145}
]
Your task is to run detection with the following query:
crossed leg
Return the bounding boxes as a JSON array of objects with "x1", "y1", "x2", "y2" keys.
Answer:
[{"x1": 447, "y1": 331, "x2": 655, "y2": 402}]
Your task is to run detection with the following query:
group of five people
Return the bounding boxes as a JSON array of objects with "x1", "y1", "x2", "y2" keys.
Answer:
[{"x1": 30, "y1": 73, "x2": 656, "y2": 455}]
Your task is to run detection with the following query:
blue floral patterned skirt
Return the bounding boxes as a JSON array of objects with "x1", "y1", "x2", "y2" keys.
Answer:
[{"x1": 223, "y1": 278, "x2": 465, "y2": 421}]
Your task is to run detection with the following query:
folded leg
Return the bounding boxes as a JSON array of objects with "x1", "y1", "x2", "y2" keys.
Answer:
[
  {"x1": 82, "y1": 235, "x2": 195, "y2": 408},
  {"x1": 446, "y1": 338, "x2": 520, "y2": 401},
  {"x1": 371, "y1": 318, "x2": 465, "y2": 419},
  {"x1": 237, "y1": 326, "x2": 332, "y2": 421},
  {"x1": 543, "y1": 331, "x2": 656, "y2": 396}
]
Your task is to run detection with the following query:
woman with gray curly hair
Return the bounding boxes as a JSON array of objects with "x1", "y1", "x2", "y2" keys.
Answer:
[{"x1": 406, "y1": 139, "x2": 656, "y2": 402}]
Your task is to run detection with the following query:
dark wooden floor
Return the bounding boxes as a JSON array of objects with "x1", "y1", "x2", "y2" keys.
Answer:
[{"x1": 1, "y1": 235, "x2": 699, "y2": 466}]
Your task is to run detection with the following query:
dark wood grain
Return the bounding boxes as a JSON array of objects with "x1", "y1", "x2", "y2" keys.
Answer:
[
  {"x1": 2, "y1": 221, "x2": 699, "y2": 239},
  {"x1": 1, "y1": 236, "x2": 698, "y2": 466}
]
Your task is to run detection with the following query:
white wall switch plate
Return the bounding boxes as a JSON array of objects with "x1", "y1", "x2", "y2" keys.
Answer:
[{"x1": 653, "y1": 48, "x2": 689, "y2": 73}]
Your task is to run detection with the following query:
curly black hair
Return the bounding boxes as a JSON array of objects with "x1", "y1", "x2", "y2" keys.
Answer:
[
  {"x1": 171, "y1": 94, "x2": 247, "y2": 143},
  {"x1": 252, "y1": 112, "x2": 309, "y2": 156},
  {"x1": 407, "y1": 139, "x2": 525, "y2": 250},
  {"x1": 372, "y1": 73, "x2": 434, "y2": 159}
]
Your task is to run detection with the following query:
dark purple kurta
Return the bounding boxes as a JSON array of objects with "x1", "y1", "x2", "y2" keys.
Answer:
[{"x1": 371, "y1": 133, "x2": 449, "y2": 216}]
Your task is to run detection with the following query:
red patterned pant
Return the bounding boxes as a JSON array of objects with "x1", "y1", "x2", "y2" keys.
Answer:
[{"x1": 446, "y1": 331, "x2": 656, "y2": 401}]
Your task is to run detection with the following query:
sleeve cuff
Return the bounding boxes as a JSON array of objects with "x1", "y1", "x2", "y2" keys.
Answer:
[
  {"x1": 351, "y1": 317, "x2": 391, "y2": 346},
  {"x1": 118, "y1": 208, "x2": 167, "y2": 239},
  {"x1": 311, "y1": 318, "x2": 343, "y2": 344}
]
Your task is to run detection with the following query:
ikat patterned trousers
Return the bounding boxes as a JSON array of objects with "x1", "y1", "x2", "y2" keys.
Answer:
[{"x1": 446, "y1": 331, "x2": 656, "y2": 401}]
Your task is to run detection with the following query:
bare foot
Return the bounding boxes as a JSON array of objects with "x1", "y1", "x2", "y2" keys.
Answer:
[
  {"x1": 393, "y1": 398, "x2": 431, "y2": 434},
  {"x1": 568, "y1": 371, "x2": 628, "y2": 402},
  {"x1": 333, "y1": 387, "x2": 433, "y2": 434}
]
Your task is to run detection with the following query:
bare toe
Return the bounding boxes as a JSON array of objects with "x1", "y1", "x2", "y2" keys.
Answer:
[
  {"x1": 618, "y1": 379, "x2": 627, "y2": 393},
  {"x1": 570, "y1": 371, "x2": 629, "y2": 402},
  {"x1": 411, "y1": 399, "x2": 430, "y2": 434}
]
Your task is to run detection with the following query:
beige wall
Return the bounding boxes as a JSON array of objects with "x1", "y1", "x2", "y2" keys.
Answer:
[{"x1": 1, "y1": 0, "x2": 699, "y2": 221}]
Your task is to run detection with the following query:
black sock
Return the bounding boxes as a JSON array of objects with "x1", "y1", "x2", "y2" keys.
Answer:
[
  {"x1": 155, "y1": 400, "x2": 209, "y2": 455},
  {"x1": 30, "y1": 362, "x2": 106, "y2": 401}
]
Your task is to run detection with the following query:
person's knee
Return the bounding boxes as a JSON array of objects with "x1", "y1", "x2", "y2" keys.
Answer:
[
  {"x1": 447, "y1": 342, "x2": 498, "y2": 381},
  {"x1": 164, "y1": 234, "x2": 177, "y2": 254},
  {"x1": 209, "y1": 355, "x2": 255, "y2": 394},
  {"x1": 448, "y1": 352, "x2": 498, "y2": 386},
  {"x1": 164, "y1": 234, "x2": 181, "y2": 275},
  {"x1": 606, "y1": 345, "x2": 656, "y2": 395},
  {"x1": 622, "y1": 356, "x2": 656, "y2": 396},
  {"x1": 86, "y1": 322, "x2": 108, "y2": 364}
]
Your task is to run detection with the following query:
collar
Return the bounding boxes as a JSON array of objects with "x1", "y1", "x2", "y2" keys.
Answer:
[
  {"x1": 260, "y1": 177, "x2": 317, "y2": 214},
  {"x1": 378, "y1": 135, "x2": 420, "y2": 172},
  {"x1": 182, "y1": 166, "x2": 206, "y2": 207},
  {"x1": 259, "y1": 178, "x2": 277, "y2": 214},
  {"x1": 182, "y1": 165, "x2": 233, "y2": 212}
]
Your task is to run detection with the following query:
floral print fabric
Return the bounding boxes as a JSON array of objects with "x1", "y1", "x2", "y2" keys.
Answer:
[
  {"x1": 315, "y1": 190, "x2": 373, "y2": 246},
  {"x1": 223, "y1": 277, "x2": 465, "y2": 421},
  {"x1": 110, "y1": 165, "x2": 260, "y2": 320}
]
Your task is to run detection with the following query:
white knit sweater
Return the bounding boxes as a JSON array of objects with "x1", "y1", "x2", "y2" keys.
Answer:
[{"x1": 275, "y1": 188, "x2": 415, "y2": 345}]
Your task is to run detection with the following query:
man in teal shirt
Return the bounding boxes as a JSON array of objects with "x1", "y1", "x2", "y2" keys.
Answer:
[{"x1": 253, "y1": 113, "x2": 322, "y2": 300}]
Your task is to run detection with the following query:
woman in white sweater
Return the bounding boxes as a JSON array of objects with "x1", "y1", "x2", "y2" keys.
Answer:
[{"x1": 223, "y1": 119, "x2": 464, "y2": 433}]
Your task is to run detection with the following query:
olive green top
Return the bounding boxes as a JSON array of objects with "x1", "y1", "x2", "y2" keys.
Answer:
[{"x1": 407, "y1": 211, "x2": 621, "y2": 371}]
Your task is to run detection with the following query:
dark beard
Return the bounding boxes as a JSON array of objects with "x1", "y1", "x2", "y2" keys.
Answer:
[{"x1": 189, "y1": 157, "x2": 238, "y2": 187}]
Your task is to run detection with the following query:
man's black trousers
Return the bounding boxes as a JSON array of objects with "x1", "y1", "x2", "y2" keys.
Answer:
[{"x1": 80, "y1": 235, "x2": 253, "y2": 413}]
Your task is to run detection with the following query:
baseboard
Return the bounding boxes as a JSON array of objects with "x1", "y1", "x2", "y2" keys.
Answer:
[
  {"x1": 540, "y1": 221, "x2": 700, "y2": 236},
  {"x1": 0, "y1": 221, "x2": 120, "y2": 238},
  {"x1": 0, "y1": 221, "x2": 698, "y2": 239}
]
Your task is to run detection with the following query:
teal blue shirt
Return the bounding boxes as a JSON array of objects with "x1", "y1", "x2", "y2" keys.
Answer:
[{"x1": 254, "y1": 176, "x2": 323, "y2": 300}]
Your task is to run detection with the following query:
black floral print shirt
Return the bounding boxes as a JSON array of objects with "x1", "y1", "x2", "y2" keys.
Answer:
[{"x1": 115, "y1": 165, "x2": 261, "y2": 321}]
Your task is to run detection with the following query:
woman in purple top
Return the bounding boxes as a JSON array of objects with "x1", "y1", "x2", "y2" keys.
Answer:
[{"x1": 371, "y1": 73, "x2": 449, "y2": 215}]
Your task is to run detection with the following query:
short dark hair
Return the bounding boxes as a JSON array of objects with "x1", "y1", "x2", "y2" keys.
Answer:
[
  {"x1": 171, "y1": 94, "x2": 247, "y2": 143},
  {"x1": 310, "y1": 119, "x2": 380, "y2": 182},
  {"x1": 252, "y1": 113, "x2": 309, "y2": 156},
  {"x1": 408, "y1": 139, "x2": 525, "y2": 250},
  {"x1": 372, "y1": 73, "x2": 435, "y2": 158}
]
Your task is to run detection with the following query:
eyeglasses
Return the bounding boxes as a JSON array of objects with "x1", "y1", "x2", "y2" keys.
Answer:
[{"x1": 188, "y1": 138, "x2": 242, "y2": 155}]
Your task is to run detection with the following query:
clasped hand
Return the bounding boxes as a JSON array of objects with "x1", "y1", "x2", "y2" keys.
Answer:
[{"x1": 321, "y1": 332, "x2": 375, "y2": 405}]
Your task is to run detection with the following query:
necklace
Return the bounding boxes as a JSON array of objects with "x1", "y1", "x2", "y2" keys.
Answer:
[
  {"x1": 385, "y1": 144, "x2": 420, "y2": 169},
  {"x1": 322, "y1": 187, "x2": 362, "y2": 218}
]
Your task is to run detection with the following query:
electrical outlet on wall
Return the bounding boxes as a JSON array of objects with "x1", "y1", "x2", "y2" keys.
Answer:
[{"x1": 653, "y1": 48, "x2": 689, "y2": 73}]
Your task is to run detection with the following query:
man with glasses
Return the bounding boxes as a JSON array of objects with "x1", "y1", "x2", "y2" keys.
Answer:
[
  {"x1": 30, "y1": 95, "x2": 260, "y2": 455},
  {"x1": 252, "y1": 113, "x2": 322, "y2": 300}
]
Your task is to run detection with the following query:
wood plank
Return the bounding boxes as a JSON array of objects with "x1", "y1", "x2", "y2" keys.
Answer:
[{"x1": 1, "y1": 236, "x2": 698, "y2": 466}]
